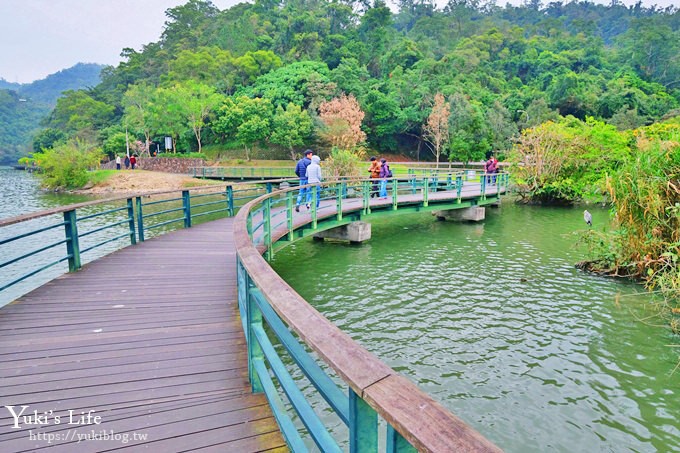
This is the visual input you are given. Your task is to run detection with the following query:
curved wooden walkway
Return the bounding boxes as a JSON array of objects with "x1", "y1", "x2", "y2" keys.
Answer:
[{"x1": 0, "y1": 218, "x2": 286, "y2": 452}]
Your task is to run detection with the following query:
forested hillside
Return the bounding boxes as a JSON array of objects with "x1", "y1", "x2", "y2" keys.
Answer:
[
  {"x1": 0, "y1": 63, "x2": 103, "y2": 164},
  {"x1": 30, "y1": 0, "x2": 680, "y2": 162}
]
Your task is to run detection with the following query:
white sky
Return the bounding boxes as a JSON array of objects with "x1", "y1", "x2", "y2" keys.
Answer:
[{"x1": 0, "y1": 0, "x2": 676, "y2": 84}]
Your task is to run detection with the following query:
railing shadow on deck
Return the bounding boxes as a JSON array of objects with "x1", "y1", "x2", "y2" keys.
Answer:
[
  {"x1": 233, "y1": 175, "x2": 507, "y2": 452},
  {"x1": 1, "y1": 173, "x2": 508, "y2": 451}
]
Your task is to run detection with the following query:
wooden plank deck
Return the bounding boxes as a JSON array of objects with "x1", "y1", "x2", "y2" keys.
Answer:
[{"x1": 0, "y1": 218, "x2": 287, "y2": 452}]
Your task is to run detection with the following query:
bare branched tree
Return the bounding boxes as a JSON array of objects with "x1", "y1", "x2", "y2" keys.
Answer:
[{"x1": 423, "y1": 93, "x2": 450, "y2": 167}]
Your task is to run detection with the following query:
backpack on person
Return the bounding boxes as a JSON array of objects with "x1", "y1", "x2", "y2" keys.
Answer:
[{"x1": 386, "y1": 165, "x2": 393, "y2": 178}]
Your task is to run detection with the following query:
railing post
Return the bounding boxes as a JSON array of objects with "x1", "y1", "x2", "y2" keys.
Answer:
[
  {"x1": 126, "y1": 198, "x2": 136, "y2": 245},
  {"x1": 456, "y1": 174, "x2": 463, "y2": 203},
  {"x1": 349, "y1": 389, "x2": 377, "y2": 453},
  {"x1": 386, "y1": 425, "x2": 417, "y2": 453},
  {"x1": 227, "y1": 185, "x2": 234, "y2": 216},
  {"x1": 391, "y1": 178, "x2": 398, "y2": 210},
  {"x1": 264, "y1": 198, "x2": 273, "y2": 260},
  {"x1": 423, "y1": 177, "x2": 429, "y2": 207},
  {"x1": 182, "y1": 190, "x2": 192, "y2": 228},
  {"x1": 362, "y1": 180, "x2": 371, "y2": 214},
  {"x1": 311, "y1": 186, "x2": 318, "y2": 229},
  {"x1": 247, "y1": 211, "x2": 253, "y2": 238},
  {"x1": 266, "y1": 182, "x2": 273, "y2": 193},
  {"x1": 287, "y1": 191, "x2": 294, "y2": 241},
  {"x1": 247, "y1": 283, "x2": 264, "y2": 393},
  {"x1": 446, "y1": 173, "x2": 453, "y2": 190},
  {"x1": 135, "y1": 196, "x2": 145, "y2": 242},
  {"x1": 63, "y1": 210, "x2": 81, "y2": 272},
  {"x1": 410, "y1": 176, "x2": 417, "y2": 195},
  {"x1": 336, "y1": 182, "x2": 343, "y2": 222},
  {"x1": 480, "y1": 173, "x2": 487, "y2": 200}
]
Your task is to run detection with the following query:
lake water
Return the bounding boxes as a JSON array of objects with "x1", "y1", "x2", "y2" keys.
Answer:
[{"x1": 270, "y1": 202, "x2": 680, "y2": 452}]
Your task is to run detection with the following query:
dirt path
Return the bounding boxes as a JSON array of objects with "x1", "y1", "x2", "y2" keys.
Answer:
[{"x1": 76, "y1": 170, "x2": 221, "y2": 195}]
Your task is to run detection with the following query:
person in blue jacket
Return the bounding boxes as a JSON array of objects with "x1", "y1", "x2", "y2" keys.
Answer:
[{"x1": 295, "y1": 149, "x2": 313, "y2": 212}]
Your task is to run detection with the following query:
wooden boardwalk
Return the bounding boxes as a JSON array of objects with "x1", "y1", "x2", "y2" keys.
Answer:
[{"x1": 0, "y1": 219, "x2": 287, "y2": 452}]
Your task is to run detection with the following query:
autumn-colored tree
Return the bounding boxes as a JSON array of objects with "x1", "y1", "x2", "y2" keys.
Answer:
[
  {"x1": 318, "y1": 94, "x2": 367, "y2": 150},
  {"x1": 423, "y1": 92, "x2": 450, "y2": 166}
]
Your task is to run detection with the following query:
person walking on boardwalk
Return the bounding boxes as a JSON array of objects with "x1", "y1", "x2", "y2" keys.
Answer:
[
  {"x1": 115, "y1": 155, "x2": 121, "y2": 170},
  {"x1": 368, "y1": 156, "x2": 381, "y2": 198},
  {"x1": 379, "y1": 158, "x2": 391, "y2": 198},
  {"x1": 305, "y1": 155, "x2": 323, "y2": 209},
  {"x1": 295, "y1": 149, "x2": 314, "y2": 212}
]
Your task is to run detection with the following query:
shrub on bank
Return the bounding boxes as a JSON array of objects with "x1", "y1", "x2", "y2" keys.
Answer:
[{"x1": 33, "y1": 140, "x2": 103, "y2": 190}]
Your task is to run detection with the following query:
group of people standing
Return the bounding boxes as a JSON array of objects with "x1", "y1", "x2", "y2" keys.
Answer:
[
  {"x1": 115, "y1": 155, "x2": 137, "y2": 170},
  {"x1": 368, "y1": 156, "x2": 392, "y2": 198},
  {"x1": 293, "y1": 151, "x2": 394, "y2": 213},
  {"x1": 484, "y1": 155, "x2": 499, "y2": 184},
  {"x1": 294, "y1": 149, "x2": 322, "y2": 212}
]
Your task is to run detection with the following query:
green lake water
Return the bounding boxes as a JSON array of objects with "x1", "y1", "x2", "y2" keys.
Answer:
[{"x1": 270, "y1": 201, "x2": 680, "y2": 452}]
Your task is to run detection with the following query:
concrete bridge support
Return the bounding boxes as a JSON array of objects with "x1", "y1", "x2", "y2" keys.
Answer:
[
  {"x1": 313, "y1": 221, "x2": 371, "y2": 243},
  {"x1": 433, "y1": 206, "x2": 485, "y2": 222}
]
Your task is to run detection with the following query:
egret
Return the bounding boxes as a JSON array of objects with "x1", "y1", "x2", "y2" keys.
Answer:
[{"x1": 584, "y1": 210, "x2": 592, "y2": 226}]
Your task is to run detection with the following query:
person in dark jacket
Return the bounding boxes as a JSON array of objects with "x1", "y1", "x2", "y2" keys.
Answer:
[
  {"x1": 379, "y1": 158, "x2": 391, "y2": 198},
  {"x1": 295, "y1": 149, "x2": 313, "y2": 212}
]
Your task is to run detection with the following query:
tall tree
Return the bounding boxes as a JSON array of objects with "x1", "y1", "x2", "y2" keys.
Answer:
[
  {"x1": 270, "y1": 103, "x2": 314, "y2": 160},
  {"x1": 213, "y1": 96, "x2": 273, "y2": 160},
  {"x1": 122, "y1": 83, "x2": 155, "y2": 156},
  {"x1": 172, "y1": 81, "x2": 224, "y2": 153},
  {"x1": 423, "y1": 92, "x2": 450, "y2": 166}
]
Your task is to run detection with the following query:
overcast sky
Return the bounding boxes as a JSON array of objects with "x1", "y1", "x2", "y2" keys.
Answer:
[{"x1": 0, "y1": 0, "x2": 676, "y2": 84}]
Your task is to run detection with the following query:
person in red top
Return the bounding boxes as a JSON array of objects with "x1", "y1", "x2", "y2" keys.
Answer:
[{"x1": 130, "y1": 155, "x2": 137, "y2": 170}]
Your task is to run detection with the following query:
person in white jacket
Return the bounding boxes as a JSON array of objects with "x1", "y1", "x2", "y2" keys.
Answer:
[{"x1": 305, "y1": 155, "x2": 322, "y2": 209}]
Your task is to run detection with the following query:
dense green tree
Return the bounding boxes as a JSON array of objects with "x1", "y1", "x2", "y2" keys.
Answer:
[
  {"x1": 46, "y1": 90, "x2": 115, "y2": 138},
  {"x1": 213, "y1": 96, "x2": 274, "y2": 160},
  {"x1": 172, "y1": 81, "x2": 224, "y2": 153},
  {"x1": 240, "y1": 61, "x2": 333, "y2": 109},
  {"x1": 270, "y1": 103, "x2": 314, "y2": 160}
]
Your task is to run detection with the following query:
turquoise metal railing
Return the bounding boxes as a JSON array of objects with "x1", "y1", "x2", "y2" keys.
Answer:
[
  {"x1": 234, "y1": 175, "x2": 506, "y2": 452},
  {"x1": 191, "y1": 166, "x2": 298, "y2": 180},
  {"x1": 0, "y1": 181, "x2": 282, "y2": 305}
]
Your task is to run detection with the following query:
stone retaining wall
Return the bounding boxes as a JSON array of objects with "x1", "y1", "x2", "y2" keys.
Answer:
[{"x1": 102, "y1": 157, "x2": 206, "y2": 174}]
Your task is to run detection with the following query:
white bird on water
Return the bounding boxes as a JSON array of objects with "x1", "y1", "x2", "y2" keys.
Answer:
[{"x1": 584, "y1": 210, "x2": 592, "y2": 226}]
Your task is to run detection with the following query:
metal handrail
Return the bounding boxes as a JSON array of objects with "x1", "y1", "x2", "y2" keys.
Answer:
[{"x1": 0, "y1": 180, "x2": 290, "y2": 305}]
